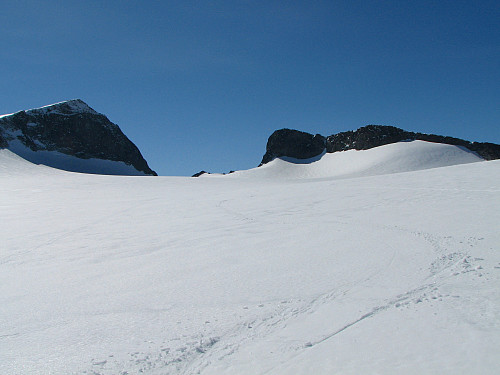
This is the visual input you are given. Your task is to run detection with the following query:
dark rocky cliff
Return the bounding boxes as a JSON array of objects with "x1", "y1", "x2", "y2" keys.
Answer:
[
  {"x1": 260, "y1": 129, "x2": 326, "y2": 165},
  {"x1": 260, "y1": 125, "x2": 500, "y2": 165},
  {"x1": 0, "y1": 99, "x2": 157, "y2": 175}
]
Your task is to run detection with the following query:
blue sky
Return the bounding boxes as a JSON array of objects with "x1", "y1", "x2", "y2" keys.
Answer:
[{"x1": 1, "y1": 1, "x2": 499, "y2": 176}]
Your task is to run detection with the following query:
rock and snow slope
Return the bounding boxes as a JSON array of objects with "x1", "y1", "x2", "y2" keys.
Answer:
[
  {"x1": 229, "y1": 140, "x2": 484, "y2": 179},
  {"x1": 1, "y1": 143, "x2": 499, "y2": 374},
  {"x1": 0, "y1": 100, "x2": 156, "y2": 176},
  {"x1": 260, "y1": 126, "x2": 500, "y2": 165}
]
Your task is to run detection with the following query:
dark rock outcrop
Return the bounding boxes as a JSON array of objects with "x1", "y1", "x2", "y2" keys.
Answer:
[
  {"x1": 0, "y1": 99, "x2": 157, "y2": 175},
  {"x1": 191, "y1": 170, "x2": 236, "y2": 177},
  {"x1": 260, "y1": 125, "x2": 500, "y2": 165},
  {"x1": 325, "y1": 125, "x2": 500, "y2": 161},
  {"x1": 325, "y1": 125, "x2": 413, "y2": 152},
  {"x1": 192, "y1": 170, "x2": 208, "y2": 177},
  {"x1": 0, "y1": 129, "x2": 7, "y2": 148},
  {"x1": 260, "y1": 129, "x2": 326, "y2": 165}
]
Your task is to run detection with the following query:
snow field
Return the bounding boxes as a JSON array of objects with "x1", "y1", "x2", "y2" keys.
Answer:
[{"x1": 1, "y1": 144, "x2": 499, "y2": 374}]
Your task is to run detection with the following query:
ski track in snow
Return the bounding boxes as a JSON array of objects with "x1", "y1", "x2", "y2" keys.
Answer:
[
  {"x1": 182, "y1": 228, "x2": 490, "y2": 375},
  {"x1": 151, "y1": 197, "x2": 494, "y2": 374}
]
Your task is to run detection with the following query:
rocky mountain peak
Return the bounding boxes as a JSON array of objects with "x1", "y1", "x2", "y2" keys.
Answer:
[
  {"x1": 0, "y1": 100, "x2": 157, "y2": 175},
  {"x1": 24, "y1": 99, "x2": 99, "y2": 116}
]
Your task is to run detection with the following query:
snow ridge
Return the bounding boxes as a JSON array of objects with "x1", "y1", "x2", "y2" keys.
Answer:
[
  {"x1": 0, "y1": 99, "x2": 98, "y2": 119},
  {"x1": 24, "y1": 99, "x2": 99, "y2": 116}
]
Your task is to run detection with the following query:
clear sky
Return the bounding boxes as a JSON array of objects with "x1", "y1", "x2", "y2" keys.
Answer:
[{"x1": 1, "y1": 1, "x2": 499, "y2": 176}]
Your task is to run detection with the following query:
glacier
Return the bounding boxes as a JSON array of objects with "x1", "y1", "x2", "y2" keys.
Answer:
[{"x1": 1, "y1": 141, "x2": 499, "y2": 374}]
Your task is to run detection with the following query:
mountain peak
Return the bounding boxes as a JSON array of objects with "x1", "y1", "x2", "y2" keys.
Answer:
[
  {"x1": 24, "y1": 99, "x2": 99, "y2": 116},
  {"x1": 0, "y1": 100, "x2": 157, "y2": 176}
]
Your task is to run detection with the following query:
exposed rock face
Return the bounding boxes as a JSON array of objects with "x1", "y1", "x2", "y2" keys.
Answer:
[
  {"x1": 260, "y1": 125, "x2": 500, "y2": 165},
  {"x1": 0, "y1": 131, "x2": 7, "y2": 148},
  {"x1": 326, "y1": 125, "x2": 500, "y2": 160},
  {"x1": 260, "y1": 129, "x2": 326, "y2": 165},
  {"x1": 0, "y1": 99, "x2": 157, "y2": 175},
  {"x1": 325, "y1": 125, "x2": 413, "y2": 152},
  {"x1": 192, "y1": 170, "x2": 208, "y2": 177}
]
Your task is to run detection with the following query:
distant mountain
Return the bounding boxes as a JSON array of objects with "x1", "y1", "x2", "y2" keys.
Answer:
[
  {"x1": 0, "y1": 99, "x2": 157, "y2": 175},
  {"x1": 260, "y1": 125, "x2": 500, "y2": 165}
]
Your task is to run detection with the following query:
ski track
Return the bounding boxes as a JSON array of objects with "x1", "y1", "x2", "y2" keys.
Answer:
[
  {"x1": 78, "y1": 201, "x2": 406, "y2": 375},
  {"x1": 165, "y1": 217, "x2": 484, "y2": 374},
  {"x1": 184, "y1": 231, "x2": 487, "y2": 375},
  {"x1": 8, "y1": 199, "x2": 495, "y2": 375},
  {"x1": 176, "y1": 193, "x2": 492, "y2": 374}
]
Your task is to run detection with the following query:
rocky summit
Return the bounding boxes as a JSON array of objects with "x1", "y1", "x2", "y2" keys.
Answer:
[
  {"x1": 260, "y1": 129, "x2": 326, "y2": 165},
  {"x1": 260, "y1": 125, "x2": 500, "y2": 165},
  {"x1": 0, "y1": 99, "x2": 156, "y2": 175}
]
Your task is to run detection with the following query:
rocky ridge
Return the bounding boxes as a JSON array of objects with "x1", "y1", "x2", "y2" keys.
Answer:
[
  {"x1": 0, "y1": 99, "x2": 156, "y2": 175},
  {"x1": 260, "y1": 125, "x2": 500, "y2": 165}
]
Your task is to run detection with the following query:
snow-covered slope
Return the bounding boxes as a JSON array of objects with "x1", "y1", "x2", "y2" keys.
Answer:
[
  {"x1": 229, "y1": 140, "x2": 484, "y2": 179},
  {"x1": 1, "y1": 144, "x2": 499, "y2": 374},
  {"x1": 5, "y1": 142, "x2": 152, "y2": 176}
]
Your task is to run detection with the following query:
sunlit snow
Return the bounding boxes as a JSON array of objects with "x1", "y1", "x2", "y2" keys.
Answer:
[{"x1": 1, "y1": 142, "x2": 499, "y2": 374}]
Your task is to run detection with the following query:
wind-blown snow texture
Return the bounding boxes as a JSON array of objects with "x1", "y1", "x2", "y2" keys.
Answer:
[{"x1": 1, "y1": 142, "x2": 499, "y2": 374}]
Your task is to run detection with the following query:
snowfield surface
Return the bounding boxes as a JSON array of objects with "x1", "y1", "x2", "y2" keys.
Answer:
[{"x1": 1, "y1": 142, "x2": 499, "y2": 374}]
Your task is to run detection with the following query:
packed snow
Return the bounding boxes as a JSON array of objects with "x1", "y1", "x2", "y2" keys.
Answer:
[{"x1": 1, "y1": 142, "x2": 499, "y2": 374}]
